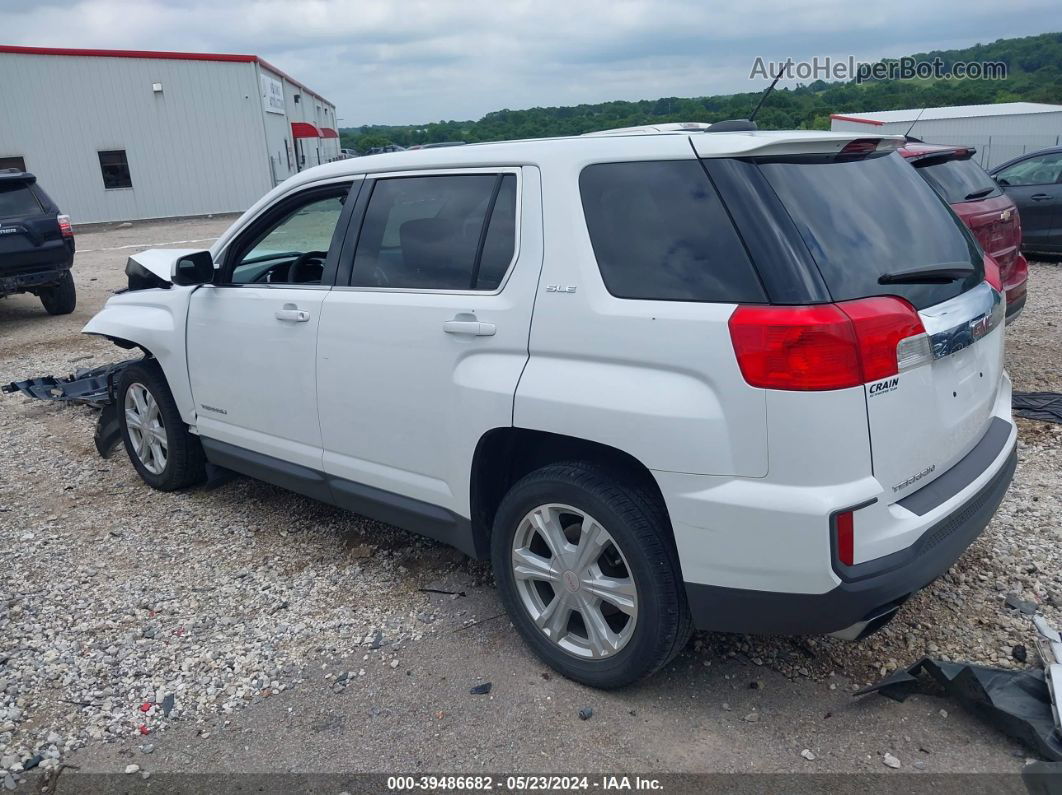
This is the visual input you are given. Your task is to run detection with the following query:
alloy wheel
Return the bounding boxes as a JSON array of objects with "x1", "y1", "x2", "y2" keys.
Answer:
[
  {"x1": 511, "y1": 503, "x2": 638, "y2": 659},
  {"x1": 124, "y1": 382, "x2": 168, "y2": 475}
]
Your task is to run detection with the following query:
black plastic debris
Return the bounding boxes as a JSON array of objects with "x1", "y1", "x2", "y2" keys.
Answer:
[
  {"x1": 161, "y1": 693, "x2": 175, "y2": 717},
  {"x1": 578, "y1": 707, "x2": 593, "y2": 720},
  {"x1": 2, "y1": 359, "x2": 136, "y2": 407},
  {"x1": 470, "y1": 682, "x2": 492, "y2": 695},
  {"x1": 856, "y1": 657, "x2": 1062, "y2": 761},
  {"x1": 3, "y1": 358, "x2": 139, "y2": 458},
  {"x1": 1013, "y1": 392, "x2": 1062, "y2": 424}
]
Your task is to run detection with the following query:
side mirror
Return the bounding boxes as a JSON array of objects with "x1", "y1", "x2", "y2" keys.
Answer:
[{"x1": 171, "y1": 251, "x2": 215, "y2": 286}]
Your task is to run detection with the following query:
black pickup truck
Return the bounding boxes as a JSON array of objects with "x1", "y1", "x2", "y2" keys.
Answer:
[{"x1": 0, "y1": 169, "x2": 76, "y2": 314}]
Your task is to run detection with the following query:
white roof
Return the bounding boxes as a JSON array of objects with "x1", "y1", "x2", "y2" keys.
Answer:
[
  {"x1": 293, "y1": 128, "x2": 901, "y2": 183},
  {"x1": 834, "y1": 102, "x2": 1062, "y2": 124}
]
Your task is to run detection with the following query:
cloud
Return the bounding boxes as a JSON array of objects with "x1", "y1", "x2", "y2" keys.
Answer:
[{"x1": 2, "y1": 0, "x2": 1060, "y2": 124}]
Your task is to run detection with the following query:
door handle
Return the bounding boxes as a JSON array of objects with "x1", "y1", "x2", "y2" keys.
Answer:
[
  {"x1": 1031, "y1": 193, "x2": 1052, "y2": 201},
  {"x1": 275, "y1": 304, "x2": 310, "y2": 322},
  {"x1": 443, "y1": 318, "x2": 496, "y2": 336}
]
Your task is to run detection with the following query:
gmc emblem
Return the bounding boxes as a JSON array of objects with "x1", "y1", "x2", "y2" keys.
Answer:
[{"x1": 970, "y1": 315, "x2": 991, "y2": 340}]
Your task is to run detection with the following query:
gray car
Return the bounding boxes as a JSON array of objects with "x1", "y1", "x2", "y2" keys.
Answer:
[{"x1": 990, "y1": 147, "x2": 1062, "y2": 254}]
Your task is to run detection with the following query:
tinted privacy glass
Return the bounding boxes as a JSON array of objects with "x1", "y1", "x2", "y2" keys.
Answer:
[
  {"x1": 0, "y1": 183, "x2": 42, "y2": 217},
  {"x1": 758, "y1": 152, "x2": 982, "y2": 310},
  {"x1": 351, "y1": 174, "x2": 516, "y2": 290},
  {"x1": 580, "y1": 160, "x2": 765, "y2": 303},
  {"x1": 476, "y1": 175, "x2": 517, "y2": 290},
  {"x1": 916, "y1": 157, "x2": 1000, "y2": 203}
]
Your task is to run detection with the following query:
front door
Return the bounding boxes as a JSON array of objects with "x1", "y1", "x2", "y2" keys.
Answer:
[
  {"x1": 186, "y1": 180, "x2": 356, "y2": 469},
  {"x1": 995, "y1": 151, "x2": 1062, "y2": 251},
  {"x1": 316, "y1": 167, "x2": 542, "y2": 518}
]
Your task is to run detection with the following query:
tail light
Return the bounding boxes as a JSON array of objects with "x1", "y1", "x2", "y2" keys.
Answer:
[
  {"x1": 983, "y1": 254, "x2": 1002, "y2": 292},
  {"x1": 729, "y1": 297, "x2": 926, "y2": 391},
  {"x1": 57, "y1": 214, "x2": 73, "y2": 238},
  {"x1": 834, "y1": 510, "x2": 855, "y2": 567}
]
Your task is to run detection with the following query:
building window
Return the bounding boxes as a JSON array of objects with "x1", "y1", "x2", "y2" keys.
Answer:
[
  {"x1": 98, "y1": 150, "x2": 132, "y2": 189},
  {"x1": 0, "y1": 156, "x2": 26, "y2": 172}
]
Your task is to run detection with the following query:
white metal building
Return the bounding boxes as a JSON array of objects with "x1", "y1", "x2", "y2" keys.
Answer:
[
  {"x1": 830, "y1": 102, "x2": 1062, "y2": 170},
  {"x1": 0, "y1": 45, "x2": 341, "y2": 224}
]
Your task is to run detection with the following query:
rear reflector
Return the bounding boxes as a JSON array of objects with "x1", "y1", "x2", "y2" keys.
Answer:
[
  {"x1": 57, "y1": 214, "x2": 73, "y2": 238},
  {"x1": 728, "y1": 296, "x2": 926, "y2": 391},
  {"x1": 835, "y1": 511, "x2": 854, "y2": 567}
]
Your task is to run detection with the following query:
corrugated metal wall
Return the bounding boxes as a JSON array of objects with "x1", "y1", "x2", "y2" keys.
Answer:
[
  {"x1": 0, "y1": 53, "x2": 275, "y2": 223},
  {"x1": 832, "y1": 112, "x2": 1062, "y2": 170}
]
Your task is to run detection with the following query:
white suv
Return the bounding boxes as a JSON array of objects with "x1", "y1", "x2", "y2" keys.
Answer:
[{"x1": 85, "y1": 127, "x2": 1016, "y2": 688}]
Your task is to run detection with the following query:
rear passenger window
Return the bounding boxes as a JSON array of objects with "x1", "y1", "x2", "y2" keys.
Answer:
[
  {"x1": 580, "y1": 161, "x2": 765, "y2": 303},
  {"x1": 351, "y1": 173, "x2": 517, "y2": 290}
]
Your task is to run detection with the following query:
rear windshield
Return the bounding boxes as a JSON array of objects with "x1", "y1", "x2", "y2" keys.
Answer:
[
  {"x1": 0, "y1": 182, "x2": 42, "y2": 218},
  {"x1": 914, "y1": 156, "x2": 1001, "y2": 204},
  {"x1": 757, "y1": 151, "x2": 983, "y2": 310}
]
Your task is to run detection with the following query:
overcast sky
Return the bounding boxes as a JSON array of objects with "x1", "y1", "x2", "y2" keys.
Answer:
[{"x1": 3, "y1": 0, "x2": 1061, "y2": 126}]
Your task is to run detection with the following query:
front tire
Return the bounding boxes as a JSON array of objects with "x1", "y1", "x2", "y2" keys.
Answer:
[
  {"x1": 117, "y1": 361, "x2": 205, "y2": 490},
  {"x1": 491, "y1": 462, "x2": 692, "y2": 688},
  {"x1": 39, "y1": 270, "x2": 76, "y2": 315}
]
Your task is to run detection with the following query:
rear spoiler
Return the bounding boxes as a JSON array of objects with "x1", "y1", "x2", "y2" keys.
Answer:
[
  {"x1": 0, "y1": 169, "x2": 36, "y2": 184},
  {"x1": 691, "y1": 133, "x2": 905, "y2": 159},
  {"x1": 906, "y1": 147, "x2": 977, "y2": 166}
]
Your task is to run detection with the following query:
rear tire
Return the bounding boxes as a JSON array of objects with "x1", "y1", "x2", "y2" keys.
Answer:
[
  {"x1": 117, "y1": 361, "x2": 205, "y2": 490},
  {"x1": 491, "y1": 461, "x2": 692, "y2": 688},
  {"x1": 39, "y1": 270, "x2": 76, "y2": 315}
]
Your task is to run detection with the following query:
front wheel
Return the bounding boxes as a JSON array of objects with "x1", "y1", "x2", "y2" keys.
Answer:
[
  {"x1": 491, "y1": 462, "x2": 692, "y2": 688},
  {"x1": 117, "y1": 361, "x2": 205, "y2": 490},
  {"x1": 39, "y1": 270, "x2": 76, "y2": 315}
]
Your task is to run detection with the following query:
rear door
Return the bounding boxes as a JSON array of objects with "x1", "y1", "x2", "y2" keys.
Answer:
[
  {"x1": 315, "y1": 167, "x2": 542, "y2": 519},
  {"x1": 993, "y1": 152, "x2": 1062, "y2": 251},
  {"x1": 752, "y1": 150, "x2": 1004, "y2": 503},
  {"x1": 0, "y1": 177, "x2": 66, "y2": 275}
]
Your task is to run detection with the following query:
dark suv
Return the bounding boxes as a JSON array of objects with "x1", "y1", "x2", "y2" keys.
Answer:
[{"x1": 0, "y1": 169, "x2": 76, "y2": 315}]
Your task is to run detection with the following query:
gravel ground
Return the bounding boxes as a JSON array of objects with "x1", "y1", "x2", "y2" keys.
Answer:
[{"x1": 0, "y1": 218, "x2": 1060, "y2": 781}]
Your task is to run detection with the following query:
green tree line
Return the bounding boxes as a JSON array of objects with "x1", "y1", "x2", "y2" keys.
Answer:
[{"x1": 340, "y1": 32, "x2": 1062, "y2": 152}]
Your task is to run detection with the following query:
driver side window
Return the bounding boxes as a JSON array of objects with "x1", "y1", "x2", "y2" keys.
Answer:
[
  {"x1": 995, "y1": 153, "x2": 1062, "y2": 187},
  {"x1": 229, "y1": 191, "x2": 347, "y2": 285}
]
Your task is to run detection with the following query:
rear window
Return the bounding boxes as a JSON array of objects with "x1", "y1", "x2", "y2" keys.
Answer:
[
  {"x1": 914, "y1": 156, "x2": 1001, "y2": 204},
  {"x1": 580, "y1": 160, "x2": 766, "y2": 303},
  {"x1": 757, "y1": 151, "x2": 983, "y2": 310},
  {"x1": 0, "y1": 182, "x2": 42, "y2": 218}
]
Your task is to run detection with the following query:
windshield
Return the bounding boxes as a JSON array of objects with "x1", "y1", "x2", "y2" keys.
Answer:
[
  {"x1": 756, "y1": 151, "x2": 983, "y2": 310},
  {"x1": 915, "y1": 156, "x2": 1001, "y2": 203}
]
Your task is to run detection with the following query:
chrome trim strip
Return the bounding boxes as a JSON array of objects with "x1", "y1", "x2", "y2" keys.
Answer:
[{"x1": 918, "y1": 283, "x2": 1002, "y2": 360}]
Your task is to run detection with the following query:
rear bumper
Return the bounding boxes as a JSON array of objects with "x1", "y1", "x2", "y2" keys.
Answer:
[
  {"x1": 1005, "y1": 289, "x2": 1027, "y2": 325},
  {"x1": 0, "y1": 262, "x2": 72, "y2": 296},
  {"x1": 683, "y1": 442, "x2": 1016, "y2": 635}
]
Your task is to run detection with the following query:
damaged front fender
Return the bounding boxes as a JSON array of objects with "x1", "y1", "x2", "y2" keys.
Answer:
[{"x1": 82, "y1": 284, "x2": 197, "y2": 424}]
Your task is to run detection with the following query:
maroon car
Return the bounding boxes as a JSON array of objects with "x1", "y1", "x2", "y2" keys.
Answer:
[{"x1": 899, "y1": 142, "x2": 1028, "y2": 323}]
